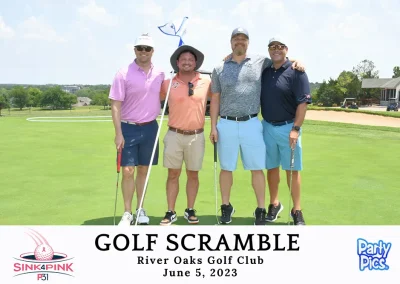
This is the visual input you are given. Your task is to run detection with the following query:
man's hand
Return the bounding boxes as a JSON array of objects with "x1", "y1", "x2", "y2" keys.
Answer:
[
  {"x1": 223, "y1": 53, "x2": 233, "y2": 61},
  {"x1": 115, "y1": 133, "x2": 125, "y2": 150},
  {"x1": 289, "y1": 130, "x2": 299, "y2": 149},
  {"x1": 291, "y1": 60, "x2": 305, "y2": 72},
  {"x1": 209, "y1": 127, "x2": 218, "y2": 144}
]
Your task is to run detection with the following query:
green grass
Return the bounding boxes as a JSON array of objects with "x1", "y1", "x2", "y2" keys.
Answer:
[
  {"x1": 0, "y1": 110, "x2": 399, "y2": 225},
  {"x1": 308, "y1": 105, "x2": 400, "y2": 118}
]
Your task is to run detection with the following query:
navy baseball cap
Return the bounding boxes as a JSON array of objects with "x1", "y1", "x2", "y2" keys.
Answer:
[{"x1": 231, "y1": 27, "x2": 249, "y2": 39}]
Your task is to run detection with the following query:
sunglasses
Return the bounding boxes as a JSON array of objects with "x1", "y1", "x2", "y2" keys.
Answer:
[
  {"x1": 188, "y1": 82, "x2": 194, "y2": 96},
  {"x1": 136, "y1": 46, "x2": 153, "y2": 52},
  {"x1": 268, "y1": 44, "x2": 286, "y2": 51}
]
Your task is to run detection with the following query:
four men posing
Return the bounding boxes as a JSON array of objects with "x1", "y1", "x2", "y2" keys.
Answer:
[{"x1": 109, "y1": 28, "x2": 311, "y2": 226}]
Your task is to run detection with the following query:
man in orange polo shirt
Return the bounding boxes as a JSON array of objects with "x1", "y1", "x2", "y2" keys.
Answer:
[{"x1": 159, "y1": 45, "x2": 211, "y2": 225}]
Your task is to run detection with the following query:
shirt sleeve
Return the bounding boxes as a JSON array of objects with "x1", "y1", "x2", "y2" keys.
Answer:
[
  {"x1": 211, "y1": 68, "x2": 221, "y2": 94},
  {"x1": 108, "y1": 71, "x2": 125, "y2": 101},
  {"x1": 160, "y1": 79, "x2": 169, "y2": 100},
  {"x1": 262, "y1": 57, "x2": 273, "y2": 71},
  {"x1": 294, "y1": 71, "x2": 312, "y2": 104}
]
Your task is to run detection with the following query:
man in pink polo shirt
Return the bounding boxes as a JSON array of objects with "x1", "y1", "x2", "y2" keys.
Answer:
[
  {"x1": 159, "y1": 45, "x2": 211, "y2": 225},
  {"x1": 109, "y1": 33, "x2": 165, "y2": 226}
]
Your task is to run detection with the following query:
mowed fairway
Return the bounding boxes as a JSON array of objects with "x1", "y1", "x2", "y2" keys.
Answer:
[{"x1": 1, "y1": 110, "x2": 399, "y2": 225}]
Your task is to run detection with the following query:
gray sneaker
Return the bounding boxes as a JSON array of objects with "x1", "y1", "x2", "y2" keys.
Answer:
[
  {"x1": 220, "y1": 203, "x2": 235, "y2": 224},
  {"x1": 266, "y1": 202, "x2": 284, "y2": 222}
]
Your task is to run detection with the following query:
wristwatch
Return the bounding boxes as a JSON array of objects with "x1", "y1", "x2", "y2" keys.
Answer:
[{"x1": 292, "y1": 126, "x2": 300, "y2": 132}]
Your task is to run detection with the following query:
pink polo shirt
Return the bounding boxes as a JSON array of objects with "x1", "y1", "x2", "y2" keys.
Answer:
[{"x1": 109, "y1": 60, "x2": 165, "y2": 123}]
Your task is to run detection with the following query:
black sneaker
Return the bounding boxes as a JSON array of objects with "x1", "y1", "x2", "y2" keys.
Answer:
[
  {"x1": 220, "y1": 203, "x2": 235, "y2": 224},
  {"x1": 254, "y1": 208, "x2": 267, "y2": 225},
  {"x1": 160, "y1": 210, "x2": 177, "y2": 226},
  {"x1": 291, "y1": 209, "x2": 306, "y2": 225},
  {"x1": 266, "y1": 202, "x2": 284, "y2": 222},
  {"x1": 184, "y1": 208, "x2": 199, "y2": 224}
]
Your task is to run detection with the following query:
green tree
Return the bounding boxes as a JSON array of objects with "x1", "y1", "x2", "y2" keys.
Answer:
[
  {"x1": 41, "y1": 86, "x2": 66, "y2": 110},
  {"x1": 0, "y1": 94, "x2": 10, "y2": 116},
  {"x1": 27, "y1": 87, "x2": 43, "y2": 107},
  {"x1": 91, "y1": 92, "x2": 110, "y2": 109},
  {"x1": 9, "y1": 86, "x2": 29, "y2": 110},
  {"x1": 393, "y1": 66, "x2": 400, "y2": 78},
  {"x1": 337, "y1": 71, "x2": 361, "y2": 98},
  {"x1": 352, "y1": 59, "x2": 379, "y2": 80},
  {"x1": 352, "y1": 60, "x2": 380, "y2": 100}
]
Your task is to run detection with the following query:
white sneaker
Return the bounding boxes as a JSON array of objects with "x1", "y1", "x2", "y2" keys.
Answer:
[
  {"x1": 136, "y1": 208, "x2": 150, "y2": 225},
  {"x1": 118, "y1": 212, "x2": 133, "y2": 226}
]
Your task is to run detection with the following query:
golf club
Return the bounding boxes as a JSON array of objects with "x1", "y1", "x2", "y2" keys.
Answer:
[
  {"x1": 134, "y1": 70, "x2": 175, "y2": 226},
  {"x1": 287, "y1": 146, "x2": 295, "y2": 225},
  {"x1": 113, "y1": 147, "x2": 122, "y2": 226},
  {"x1": 214, "y1": 141, "x2": 219, "y2": 225}
]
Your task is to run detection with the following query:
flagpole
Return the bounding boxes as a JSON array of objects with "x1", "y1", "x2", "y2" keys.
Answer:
[{"x1": 134, "y1": 69, "x2": 175, "y2": 226}]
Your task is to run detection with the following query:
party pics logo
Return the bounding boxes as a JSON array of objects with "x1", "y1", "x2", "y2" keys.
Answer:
[
  {"x1": 13, "y1": 229, "x2": 74, "y2": 280},
  {"x1": 357, "y1": 238, "x2": 391, "y2": 271}
]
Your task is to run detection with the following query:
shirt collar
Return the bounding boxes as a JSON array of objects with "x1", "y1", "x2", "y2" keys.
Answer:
[
  {"x1": 270, "y1": 58, "x2": 292, "y2": 71},
  {"x1": 133, "y1": 59, "x2": 154, "y2": 71},
  {"x1": 174, "y1": 71, "x2": 201, "y2": 83}
]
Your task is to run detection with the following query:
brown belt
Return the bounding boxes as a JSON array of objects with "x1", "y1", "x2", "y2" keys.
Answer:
[
  {"x1": 169, "y1": 127, "x2": 204, "y2": 135},
  {"x1": 121, "y1": 119, "x2": 155, "y2": 126}
]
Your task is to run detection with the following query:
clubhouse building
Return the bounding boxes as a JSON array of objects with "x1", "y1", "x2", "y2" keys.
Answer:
[{"x1": 362, "y1": 77, "x2": 400, "y2": 106}]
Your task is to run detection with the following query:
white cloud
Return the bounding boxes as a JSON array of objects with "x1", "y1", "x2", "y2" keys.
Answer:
[
  {"x1": 135, "y1": 0, "x2": 163, "y2": 17},
  {"x1": 20, "y1": 17, "x2": 66, "y2": 42},
  {"x1": 78, "y1": 0, "x2": 117, "y2": 26},
  {"x1": 305, "y1": 0, "x2": 346, "y2": 8},
  {"x1": 317, "y1": 12, "x2": 377, "y2": 40},
  {"x1": 0, "y1": 16, "x2": 15, "y2": 39}
]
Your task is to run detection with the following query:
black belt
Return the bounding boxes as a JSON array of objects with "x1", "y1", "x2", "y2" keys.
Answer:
[
  {"x1": 220, "y1": 114, "x2": 257, "y2": 122},
  {"x1": 266, "y1": 119, "x2": 294, "y2": 126}
]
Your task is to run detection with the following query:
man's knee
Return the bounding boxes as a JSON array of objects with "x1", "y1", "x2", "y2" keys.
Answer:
[
  {"x1": 136, "y1": 165, "x2": 148, "y2": 177},
  {"x1": 122, "y1": 166, "x2": 135, "y2": 179},
  {"x1": 186, "y1": 170, "x2": 199, "y2": 181},
  {"x1": 267, "y1": 167, "x2": 280, "y2": 181},
  {"x1": 168, "y1": 168, "x2": 181, "y2": 181}
]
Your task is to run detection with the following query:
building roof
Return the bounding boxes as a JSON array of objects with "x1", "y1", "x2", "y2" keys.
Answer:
[
  {"x1": 362, "y1": 78, "x2": 400, "y2": 89},
  {"x1": 380, "y1": 77, "x2": 400, "y2": 88}
]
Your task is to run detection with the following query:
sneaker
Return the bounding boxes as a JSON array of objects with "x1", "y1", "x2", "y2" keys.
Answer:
[
  {"x1": 160, "y1": 210, "x2": 177, "y2": 226},
  {"x1": 184, "y1": 208, "x2": 199, "y2": 224},
  {"x1": 118, "y1": 212, "x2": 133, "y2": 226},
  {"x1": 254, "y1": 207, "x2": 267, "y2": 225},
  {"x1": 136, "y1": 208, "x2": 150, "y2": 225},
  {"x1": 266, "y1": 202, "x2": 284, "y2": 222},
  {"x1": 220, "y1": 203, "x2": 235, "y2": 224},
  {"x1": 291, "y1": 209, "x2": 306, "y2": 225}
]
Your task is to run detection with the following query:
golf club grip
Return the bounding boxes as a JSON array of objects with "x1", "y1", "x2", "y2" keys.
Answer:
[
  {"x1": 117, "y1": 150, "x2": 122, "y2": 173},
  {"x1": 214, "y1": 141, "x2": 217, "y2": 162}
]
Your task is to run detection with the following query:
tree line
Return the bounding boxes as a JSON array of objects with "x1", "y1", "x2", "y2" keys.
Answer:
[
  {"x1": 0, "y1": 85, "x2": 111, "y2": 115},
  {"x1": 313, "y1": 60, "x2": 400, "y2": 106}
]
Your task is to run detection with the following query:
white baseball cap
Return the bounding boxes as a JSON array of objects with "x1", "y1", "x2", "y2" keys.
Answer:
[
  {"x1": 268, "y1": 37, "x2": 286, "y2": 46},
  {"x1": 134, "y1": 33, "x2": 155, "y2": 48}
]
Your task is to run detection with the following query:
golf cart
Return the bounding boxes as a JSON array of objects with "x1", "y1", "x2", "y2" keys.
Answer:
[
  {"x1": 161, "y1": 69, "x2": 212, "y2": 116},
  {"x1": 386, "y1": 98, "x2": 399, "y2": 112},
  {"x1": 341, "y1": 98, "x2": 359, "y2": 109}
]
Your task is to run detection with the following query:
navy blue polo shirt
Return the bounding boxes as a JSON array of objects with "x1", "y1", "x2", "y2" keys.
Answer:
[{"x1": 260, "y1": 60, "x2": 311, "y2": 122}]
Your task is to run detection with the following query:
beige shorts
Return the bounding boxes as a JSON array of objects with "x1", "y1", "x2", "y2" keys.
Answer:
[{"x1": 163, "y1": 130, "x2": 205, "y2": 171}]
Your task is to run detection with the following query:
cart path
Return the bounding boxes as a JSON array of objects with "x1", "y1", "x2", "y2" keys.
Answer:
[{"x1": 306, "y1": 110, "x2": 400, "y2": 128}]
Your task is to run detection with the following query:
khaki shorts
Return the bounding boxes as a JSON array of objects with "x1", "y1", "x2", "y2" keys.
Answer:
[{"x1": 163, "y1": 130, "x2": 205, "y2": 171}]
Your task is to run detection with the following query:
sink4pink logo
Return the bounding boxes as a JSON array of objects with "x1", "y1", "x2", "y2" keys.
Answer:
[{"x1": 13, "y1": 229, "x2": 74, "y2": 280}]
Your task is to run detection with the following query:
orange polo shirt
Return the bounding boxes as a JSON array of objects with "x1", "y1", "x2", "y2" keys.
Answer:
[{"x1": 160, "y1": 72, "x2": 211, "y2": 131}]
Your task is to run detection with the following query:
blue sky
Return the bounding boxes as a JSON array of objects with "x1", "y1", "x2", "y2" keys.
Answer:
[{"x1": 0, "y1": 0, "x2": 398, "y2": 85}]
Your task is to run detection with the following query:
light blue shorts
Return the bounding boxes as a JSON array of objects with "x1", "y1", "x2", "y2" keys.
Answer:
[
  {"x1": 261, "y1": 120, "x2": 303, "y2": 171},
  {"x1": 216, "y1": 117, "x2": 266, "y2": 171}
]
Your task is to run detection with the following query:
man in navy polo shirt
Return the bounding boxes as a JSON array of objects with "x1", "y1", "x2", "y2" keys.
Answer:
[{"x1": 260, "y1": 37, "x2": 311, "y2": 225}]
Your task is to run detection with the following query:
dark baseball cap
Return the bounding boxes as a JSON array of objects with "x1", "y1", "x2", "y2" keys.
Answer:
[{"x1": 231, "y1": 27, "x2": 249, "y2": 39}]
